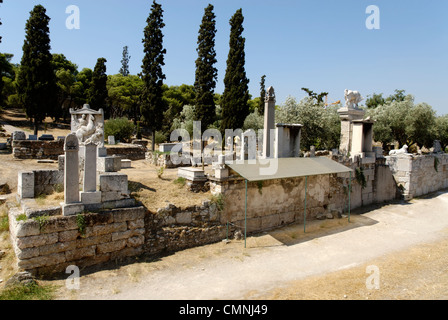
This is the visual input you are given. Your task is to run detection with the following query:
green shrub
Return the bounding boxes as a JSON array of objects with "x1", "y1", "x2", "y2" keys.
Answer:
[
  {"x1": 173, "y1": 177, "x2": 186, "y2": 188},
  {"x1": 104, "y1": 117, "x2": 135, "y2": 143},
  {"x1": 154, "y1": 131, "x2": 167, "y2": 145}
]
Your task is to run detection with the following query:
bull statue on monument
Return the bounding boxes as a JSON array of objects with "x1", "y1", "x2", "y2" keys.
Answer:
[{"x1": 344, "y1": 89, "x2": 363, "y2": 109}]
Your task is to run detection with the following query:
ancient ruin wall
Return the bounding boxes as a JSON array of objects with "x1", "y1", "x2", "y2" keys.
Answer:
[
  {"x1": 12, "y1": 140, "x2": 64, "y2": 160},
  {"x1": 9, "y1": 202, "x2": 225, "y2": 276},
  {"x1": 386, "y1": 154, "x2": 448, "y2": 200},
  {"x1": 212, "y1": 157, "x2": 399, "y2": 233}
]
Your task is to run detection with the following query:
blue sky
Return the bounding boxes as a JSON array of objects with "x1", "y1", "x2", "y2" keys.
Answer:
[{"x1": 1, "y1": 0, "x2": 447, "y2": 115}]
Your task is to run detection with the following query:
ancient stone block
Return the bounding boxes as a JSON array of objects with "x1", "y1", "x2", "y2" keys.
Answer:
[
  {"x1": 99, "y1": 173, "x2": 128, "y2": 192},
  {"x1": 17, "y1": 252, "x2": 66, "y2": 270},
  {"x1": 18, "y1": 171, "x2": 35, "y2": 199},
  {"x1": 126, "y1": 235, "x2": 145, "y2": 248},
  {"x1": 96, "y1": 239, "x2": 126, "y2": 254},
  {"x1": 93, "y1": 222, "x2": 127, "y2": 236},
  {"x1": 65, "y1": 246, "x2": 96, "y2": 262},
  {"x1": 17, "y1": 233, "x2": 59, "y2": 250}
]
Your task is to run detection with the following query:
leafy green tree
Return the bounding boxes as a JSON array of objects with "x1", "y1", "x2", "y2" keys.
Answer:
[
  {"x1": 74, "y1": 68, "x2": 93, "y2": 106},
  {"x1": 52, "y1": 53, "x2": 78, "y2": 75},
  {"x1": 220, "y1": 9, "x2": 250, "y2": 132},
  {"x1": 104, "y1": 117, "x2": 135, "y2": 143},
  {"x1": 162, "y1": 84, "x2": 195, "y2": 135},
  {"x1": 435, "y1": 114, "x2": 448, "y2": 151},
  {"x1": 141, "y1": 0, "x2": 167, "y2": 151},
  {"x1": 276, "y1": 96, "x2": 340, "y2": 151},
  {"x1": 119, "y1": 46, "x2": 131, "y2": 77},
  {"x1": 194, "y1": 4, "x2": 218, "y2": 131},
  {"x1": 368, "y1": 96, "x2": 413, "y2": 149},
  {"x1": 405, "y1": 103, "x2": 436, "y2": 149},
  {"x1": 52, "y1": 54, "x2": 79, "y2": 121},
  {"x1": 368, "y1": 95, "x2": 437, "y2": 150},
  {"x1": 365, "y1": 92, "x2": 385, "y2": 109},
  {"x1": 88, "y1": 57, "x2": 108, "y2": 113},
  {"x1": 386, "y1": 89, "x2": 406, "y2": 103},
  {"x1": 301, "y1": 88, "x2": 328, "y2": 104},
  {"x1": 107, "y1": 74, "x2": 143, "y2": 121},
  {"x1": 0, "y1": 0, "x2": 3, "y2": 44},
  {"x1": 16, "y1": 5, "x2": 58, "y2": 135},
  {"x1": 0, "y1": 53, "x2": 15, "y2": 108}
]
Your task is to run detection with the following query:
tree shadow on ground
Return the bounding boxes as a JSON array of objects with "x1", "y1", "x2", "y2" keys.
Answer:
[{"x1": 128, "y1": 181, "x2": 156, "y2": 193}]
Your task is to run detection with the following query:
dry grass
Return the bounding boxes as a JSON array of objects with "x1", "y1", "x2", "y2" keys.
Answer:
[{"x1": 125, "y1": 160, "x2": 212, "y2": 212}]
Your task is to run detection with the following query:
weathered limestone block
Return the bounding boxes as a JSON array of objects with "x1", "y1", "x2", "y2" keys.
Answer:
[
  {"x1": 17, "y1": 252, "x2": 66, "y2": 270},
  {"x1": 76, "y1": 234, "x2": 111, "y2": 248},
  {"x1": 126, "y1": 235, "x2": 145, "y2": 248},
  {"x1": 65, "y1": 246, "x2": 96, "y2": 262},
  {"x1": 18, "y1": 171, "x2": 35, "y2": 199},
  {"x1": 97, "y1": 156, "x2": 121, "y2": 173},
  {"x1": 99, "y1": 173, "x2": 128, "y2": 192},
  {"x1": 96, "y1": 239, "x2": 126, "y2": 254},
  {"x1": 92, "y1": 222, "x2": 127, "y2": 237},
  {"x1": 16, "y1": 233, "x2": 59, "y2": 250}
]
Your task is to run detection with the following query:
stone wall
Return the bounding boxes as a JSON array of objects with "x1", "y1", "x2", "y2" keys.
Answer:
[
  {"x1": 13, "y1": 140, "x2": 64, "y2": 160},
  {"x1": 106, "y1": 145, "x2": 146, "y2": 160},
  {"x1": 9, "y1": 201, "x2": 225, "y2": 276},
  {"x1": 18, "y1": 170, "x2": 63, "y2": 199},
  {"x1": 145, "y1": 151, "x2": 191, "y2": 168},
  {"x1": 211, "y1": 156, "x2": 399, "y2": 233},
  {"x1": 386, "y1": 154, "x2": 448, "y2": 200}
]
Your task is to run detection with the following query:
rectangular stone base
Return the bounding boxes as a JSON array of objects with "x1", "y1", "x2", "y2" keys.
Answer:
[
  {"x1": 61, "y1": 203, "x2": 84, "y2": 216},
  {"x1": 97, "y1": 156, "x2": 121, "y2": 173},
  {"x1": 80, "y1": 191, "x2": 102, "y2": 205},
  {"x1": 178, "y1": 167, "x2": 207, "y2": 182},
  {"x1": 121, "y1": 159, "x2": 132, "y2": 168}
]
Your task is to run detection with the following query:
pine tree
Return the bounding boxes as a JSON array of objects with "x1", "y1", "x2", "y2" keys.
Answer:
[
  {"x1": 119, "y1": 45, "x2": 131, "y2": 77},
  {"x1": 88, "y1": 57, "x2": 108, "y2": 113},
  {"x1": 17, "y1": 5, "x2": 58, "y2": 135},
  {"x1": 141, "y1": 0, "x2": 166, "y2": 151},
  {"x1": 0, "y1": 0, "x2": 4, "y2": 106},
  {"x1": 259, "y1": 75, "x2": 266, "y2": 116},
  {"x1": 194, "y1": 4, "x2": 217, "y2": 131},
  {"x1": 220, "y1": 9, "x2": 250, "y2": 132},
  {"x1": 0, "y1": 0, "x2": 3, "y2": 43}
]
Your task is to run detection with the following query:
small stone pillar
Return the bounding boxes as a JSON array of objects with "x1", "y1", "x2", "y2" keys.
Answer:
[
  {"x1": 80, "y1": 142, "x2": 101, "y2": 205},
  {"x1": 263, "y1": 86, "x2": 276, "y2": 158},
  {"x1": 241, "y1": 130, "x2": 257, "y2": 161},
  {"x1": 62, "y1": 133, "x2": 84, "y2": 216}
]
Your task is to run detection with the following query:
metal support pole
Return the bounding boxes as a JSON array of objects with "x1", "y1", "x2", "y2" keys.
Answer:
[
  {"x1": 304, "y1": 176, "x2": 308, "y2": 233},
  {"x1": 245, "y1": 179, "x2": 248, "y2": 248},
  {"x1": 349, "y1": 171, "x2": 352, "y2": 223}
]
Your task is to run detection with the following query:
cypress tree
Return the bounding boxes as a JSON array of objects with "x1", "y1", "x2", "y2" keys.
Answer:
[
  {"x1": 0, "y1": 0, "x2": 3, "y2": 43},
  {"x1": 141, "y1": 0, "x2": 166, "y2": 151},
  {"x1": 88, "y1": 57, "x2": 108, "y2": 113},
  {"x1": 221, "y1": 9, "x2": 250, "y2": 132},
  {"x1": 0, "y1": 0, "x2": 4, "y2": 106},
  {"x1": 17, "y1": 5, "x2": 58, "y2": 135},
  {"x1": 194, "y1": 4, "x2": 217, "y2": 130},
  {"x1": 119, "y1": 45, "x2": 131, "y2": 77},
  {"x1": 259, "y1": 75, "x2": 266, "y2": 116}
]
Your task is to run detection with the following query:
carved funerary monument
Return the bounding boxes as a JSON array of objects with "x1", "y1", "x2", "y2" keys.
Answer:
[
  {"x1": 70, "y1": 104, "x2": 105, "y2": 155},
  {"x1": 338, "y1": 89, "x2": 374, "y2": 158}
]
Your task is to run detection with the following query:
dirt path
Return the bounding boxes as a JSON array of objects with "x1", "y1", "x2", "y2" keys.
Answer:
[{"x1": 51, "y1": 190, "x2": 448, "y2": 300}]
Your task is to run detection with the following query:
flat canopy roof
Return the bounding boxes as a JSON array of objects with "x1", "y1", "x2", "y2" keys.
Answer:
[{"x1": 227, "y1": 157, "x2": 353, "y2": 182}]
